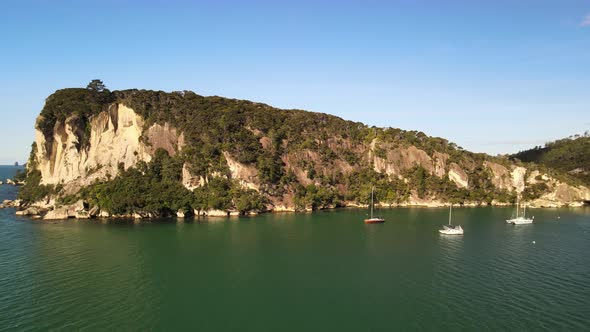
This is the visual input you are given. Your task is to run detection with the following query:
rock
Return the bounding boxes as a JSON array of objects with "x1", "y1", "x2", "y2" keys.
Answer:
[
  {"x1": 176, "y1": 210, "x2": 185, "y2": 218},
  {"x1": 73, "y1": 200, "x2": 86, "y2": 211},
  {"x1": 206, "y1": 209, "x2": 229, "y2": 217},
  {"x1": 6, "y1": 179, "x2": 15, "y2": 185},
  {"x1": 133, "y1": 211, "x2": 151, "y2": 219},
  {"x1": 33, "y1": 104, "x2": 156, "y2": 190},
  {"x1": 0, "y1": 181, "x2": 3, "y2": 185},
  {"x1": 44, "y1": 207, "x2": 70, "y2": 220},
  {"x1": 3, "y1": 199, "x2": 13, "y2": 205},
  {"x1": 15, "y1": 207, "x2": 41, "y2": 216},
  {"x1": 88, "y1": 205, "x2": 100, "y2": 217},
  {"x1": 99, "y1": 210, "x2": 111, "y2": 218}
]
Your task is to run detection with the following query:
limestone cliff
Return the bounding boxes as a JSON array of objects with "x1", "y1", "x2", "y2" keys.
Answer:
[
  {"x1": 18, "y1": 87, "x2": 590, "y2": 219},
  {"x1": 34, "y1": 104, "x2": 183, "y2": 194}
]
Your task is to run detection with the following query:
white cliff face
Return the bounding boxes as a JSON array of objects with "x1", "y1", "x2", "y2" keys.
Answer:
[
  {"x1": 35, "y1": 104, "x2": 159, "y2": 191},
  {"x1": 511, "y1": 166, "x2": 527, "y2": 193},
  {"x1": 182, "y1": 163, "x2": 205, "y2": 190},
  {"x1": 223, "y1": 152, "x2": 260, "y2": 191},
  {"x1": 448, "y1": 163, "x2": 469, "y2": 188}
]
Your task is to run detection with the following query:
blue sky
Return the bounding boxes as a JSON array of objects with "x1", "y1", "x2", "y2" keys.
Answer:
[{"x1": 1, "y1": 0, "x2": 589, "y2": 164}]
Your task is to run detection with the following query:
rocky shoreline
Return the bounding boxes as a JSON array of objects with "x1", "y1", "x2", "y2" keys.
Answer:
[
  {"x1": 5, "y1": 197, "x2": 587, "y2": 221},
  {"x1": 0, "y1": 179, "x2": 25, "y2": 186}
]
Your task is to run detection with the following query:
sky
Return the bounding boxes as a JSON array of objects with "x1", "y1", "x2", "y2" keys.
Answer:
[{"x1": 0, "y1": 0, "x2": 589, "y2": 164}]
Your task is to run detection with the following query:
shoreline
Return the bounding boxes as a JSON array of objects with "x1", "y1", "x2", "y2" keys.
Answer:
[{"x1": 7, "y1": 199, "x2": 589, "y2": 222}]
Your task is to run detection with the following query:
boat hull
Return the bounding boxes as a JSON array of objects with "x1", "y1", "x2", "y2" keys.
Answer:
[
  {"x1": 439, "y1": 226, "x2": 463, "y2": 235},
  {"x1": 364, "y1": 218, "x2": 385, "y2": 224},
  {"x1": 439, "y1": 230, "x2": 463, "y2": 235},
  {"x1": 506, "y1": 219, "x2": 533, "y2": 225}
]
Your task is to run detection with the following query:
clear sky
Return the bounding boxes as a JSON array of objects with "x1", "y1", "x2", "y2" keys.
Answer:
[{"x1": 1, "y1": 0, "x2": 589, "y2": 164}]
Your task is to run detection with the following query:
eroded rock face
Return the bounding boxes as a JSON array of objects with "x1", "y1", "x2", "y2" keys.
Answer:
[
  {"x1": 448, "y1": 163, "x2": 469, "y2": 188},
  {"x1": 145, "y1": 123, "x2": 184, "y2": 156},
  {"x1": 35, "y1": 104, "x2": 153, "y2": 191},
  {"x1": 33, "y1": 104, "x2": 188, "y2": 194},
  {"x1": 182, "y1": 163, "x2": 205, "y2": 190},
  {"x1": 511, "y1": 166, "x2": 527, "y2": 193},
  {"x1": 223, "y1": 152, "x2": 259, "y2": 191},
  {"x1": 484, "y1": 161, "x2": 513, "y2": 190}
]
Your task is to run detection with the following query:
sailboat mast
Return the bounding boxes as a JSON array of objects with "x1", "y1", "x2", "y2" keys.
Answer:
[
  {"x1": 370, "y1": 187, "x2": 374, "y2": 218},
  {"x1": 449, "y1": 205, "x2": 452, "y2": 225}
]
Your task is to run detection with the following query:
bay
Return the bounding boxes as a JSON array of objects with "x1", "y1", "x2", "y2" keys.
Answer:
[{"x1": 1, "y1": 165, "x2": 589, "y2": 331}]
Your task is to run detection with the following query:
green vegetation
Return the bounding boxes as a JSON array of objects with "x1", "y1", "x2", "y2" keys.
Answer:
[
  {"x1": 512, "y1": 133, "x2": 590, "y2": 185},
  {"x1": 79, "y1": 149, "x2": 265, "y2": 215},
  {"x1": 37, "y1": 82, "x2": 115, "y2": 151}
]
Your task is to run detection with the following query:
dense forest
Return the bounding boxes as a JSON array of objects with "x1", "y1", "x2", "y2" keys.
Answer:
[
  {"x1": 19, "y1": 81, "x2": 561, "y2": 216},
  {"x1": 511, "y1": 134, "x2": 590, "y2": 186}
]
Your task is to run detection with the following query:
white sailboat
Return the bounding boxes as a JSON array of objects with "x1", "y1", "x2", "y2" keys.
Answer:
[
  {"x1": 506, "y1": 198, "x2": 533, "y2": 225},
  {"x1": 364, "y1": 187, "x2": 385, "y2": 223},
  {"x1": 439, "y1": 205, "x2": 463, "y2": 235}
]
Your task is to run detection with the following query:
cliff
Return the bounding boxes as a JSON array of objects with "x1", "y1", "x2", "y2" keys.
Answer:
[{"x1": 17, "y1": 87, "x2": 590, "y2": 220}]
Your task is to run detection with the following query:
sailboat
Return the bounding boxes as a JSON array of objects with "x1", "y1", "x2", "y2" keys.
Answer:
[
  {"x1": 364, "y1": 187, "x2": 385, "y2": 223},
  {"x1": 506, "y1": 198, "x2": 533, "y2": 225},
  {"x1": 439, "y1": 205, "x2": 463, "y2": 235}
]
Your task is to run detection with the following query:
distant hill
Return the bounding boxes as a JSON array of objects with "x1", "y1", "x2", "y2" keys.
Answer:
[{"x1": 511, "y1": 134, "x2": 590, "y2": 185}]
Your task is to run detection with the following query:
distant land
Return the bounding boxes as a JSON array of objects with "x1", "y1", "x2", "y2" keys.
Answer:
[
  {"x1": 12, "y1": 81, "x2": 590, "y2": 220},
  {"x1": 512, "y1": 134, "x2": 590, "y2": 186}
]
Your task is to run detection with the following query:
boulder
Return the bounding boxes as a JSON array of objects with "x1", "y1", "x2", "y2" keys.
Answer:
[
  {"x1": 207, "y1": 209, "x2": 229, "y2": 217},
  {"x1": 176, "y1": 210, "x2": 185, "y2": 218},
  {"x1": 99, "y1": 210, "x2": 111, "y2": 218},
  {"x1": 0, "y1": 181, "x2": 3, "y2": 185},
  {"x1": 72, "y1": 200, "x2": 86, "y2": 211},
  {"x1": 15, "y1": 207, "x2": 41, "y2": 216},
  {"x1": 133, "y1": 212, "x2": 151, "y2": 219},
  {"x1": 6, "y1": 179, "x2": 14, "y2": 185},
  {"x1": 44, "y1": 207, "x2": 70, "y2": 220},
  {"x1": 88, "y1": 205, "x2": 100, "y2": 217},
  {"x1": 2, "y1": 199, "x2": 12, "y2": 205}
]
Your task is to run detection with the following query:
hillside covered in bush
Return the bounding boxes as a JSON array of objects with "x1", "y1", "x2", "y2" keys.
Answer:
[{"x1": 511, "y1": 134, "x2": 590, "y2": 186}]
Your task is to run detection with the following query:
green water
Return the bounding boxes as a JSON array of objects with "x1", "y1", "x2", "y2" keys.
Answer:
[{"x1": 1, "y1": 167, "x2": 590, "y2": 330}]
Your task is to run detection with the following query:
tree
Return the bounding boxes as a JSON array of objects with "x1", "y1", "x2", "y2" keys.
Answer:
[{"x1": 87, "y1": 79, "x2": 106, "y2": 92}]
